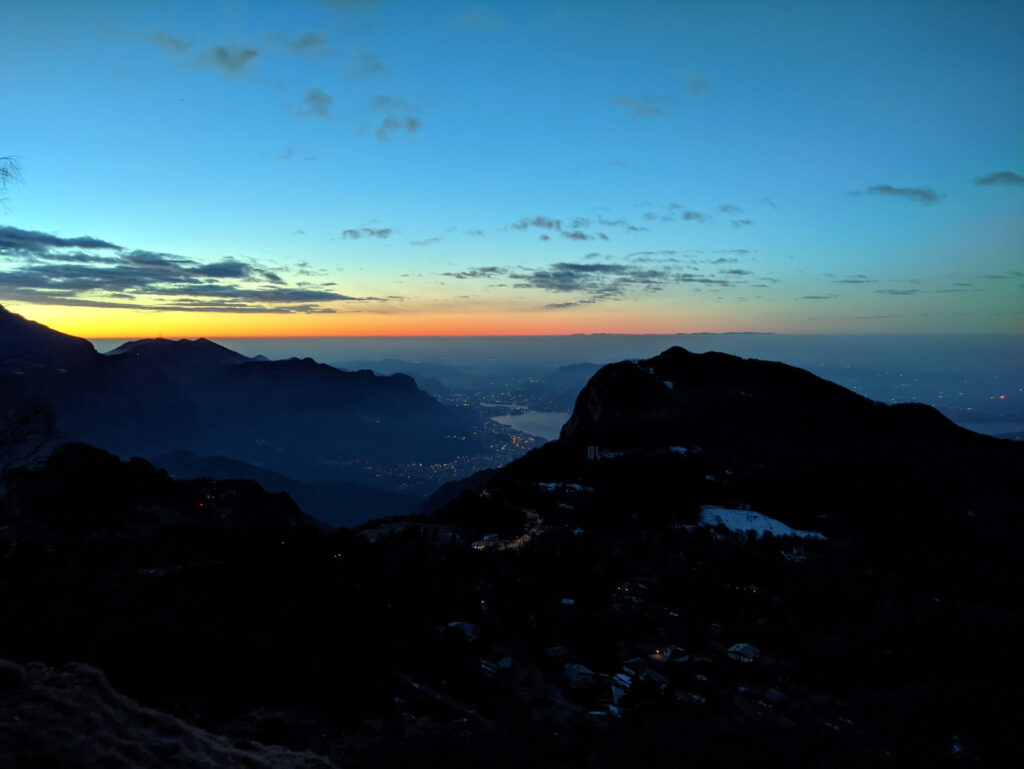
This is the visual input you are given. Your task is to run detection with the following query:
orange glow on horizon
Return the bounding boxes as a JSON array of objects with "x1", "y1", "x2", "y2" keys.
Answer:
[{"x1": 9, "y1": 302, "x2": 779, "y2": 339}]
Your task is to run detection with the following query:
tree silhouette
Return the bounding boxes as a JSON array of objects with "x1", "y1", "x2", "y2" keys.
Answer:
[{"x1": 1, "y1": 155, "x2": 21, "y2": 209}]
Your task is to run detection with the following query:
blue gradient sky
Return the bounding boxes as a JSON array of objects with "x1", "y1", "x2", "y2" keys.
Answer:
[{"x1": 1, "y1": 0, "x2": 1021, "y2": 336}]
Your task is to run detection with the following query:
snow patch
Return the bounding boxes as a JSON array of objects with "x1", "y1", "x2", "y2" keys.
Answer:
[
  {"x1": 697, "y1": 506, "x2": 826, "y2": 540},
  {"x1": 537, "y1": 482, "x2": 593, "y2": 493}
]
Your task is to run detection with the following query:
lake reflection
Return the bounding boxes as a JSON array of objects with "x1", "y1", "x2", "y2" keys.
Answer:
[{"x1": 489, "y1": 411, "x2": 570, "y2": 442}]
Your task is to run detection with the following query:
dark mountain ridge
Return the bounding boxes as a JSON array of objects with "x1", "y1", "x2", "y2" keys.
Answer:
[
  {"x1": 0, "y1": 305, "x2": 482, "y2": 497},
  {"x1": 106, "y1": 337, "x2": 249, "y2": 377},
  {"x1": 0, "y1": 306, "x2": 97, "y2": 372},
  {"x1": 521, "y1": 345, "x2": 1021, "y2": 537}
]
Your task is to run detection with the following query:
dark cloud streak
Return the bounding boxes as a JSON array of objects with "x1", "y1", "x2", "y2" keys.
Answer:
[
  {"x1": 151, "y1": 32, "x2": 189, "y2": 54},
  {"x1": 346, "y1": 50, "x2": 389, "y2": 79},
  {"x1": 0, "y1": 224, "x2": 362, "y2": 314},
  {"x1": 289, "y1": 33, "x2": 327, "y2": 54},
  {"x1": 974, "y1": 170, "x2": 1024, "y2": 186},
  {"x1": 865, "y1": 184, "x2": 940, "y2": 204},
  {"x1": 0, "y1": 226, "x2": 121, "y2": 254},
  {"x1": 376, "y1": 116, "x2": 420, "y2": 141},
  {"x1": 299, "y1": 89, "x2": 333, "y2": 118},
  {"x1": 342, "y1": 228, "x2": 391, "y2": 240},
  {"x1": 197, "y1": 45, "x2": 260, "y2": 75},
  {"x1": 612, "y1": 97, "x2": 662, "y2": 117}
]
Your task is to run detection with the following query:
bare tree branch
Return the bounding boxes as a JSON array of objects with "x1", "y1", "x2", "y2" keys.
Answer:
[{"x1": 1, "y1": 155, "x2": 22, "y2": 210}]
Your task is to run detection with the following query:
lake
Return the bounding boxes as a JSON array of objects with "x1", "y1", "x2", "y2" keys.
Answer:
[{"x1": 489, "y1": 411, "x2": 571, "y2": 441}]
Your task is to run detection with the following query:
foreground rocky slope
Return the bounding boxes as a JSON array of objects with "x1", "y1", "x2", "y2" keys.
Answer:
[{"x1": 0, "y1": 659, "x2": 336, "y2": 769}]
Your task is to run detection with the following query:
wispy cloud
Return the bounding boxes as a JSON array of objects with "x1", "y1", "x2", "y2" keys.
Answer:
[
  {"x1": 441, "y1": 266, "x2": 504, "y2": 279},
  {"x1": 0, "y1": 225, "x2": 364, "y2": 313},
  {"x1": 367, "y1": 95, "x2": 414, "y2": 111},
  {"x1": 974, "y1": 170, "x2": 1024, "y2": 186},
  {"x1": 512, "y1": 216, "x2": 563, "y2": 231},
  {"x1": 375, "y1": 116, "x2": 420, "y2": 141},
  {"x1": 151, "y1": 31, "x2": 189, "y2": 54},
  {"x1": 509, "y1": 214, "x2": 631, "y2": 238},
  {"x1": 410, "y1": 237, "x2": 440, "y2": 247},
  {"x1": 597, "y1": 216, "x2": 647, "y2": 232},
  {"x1": 289, "y1": 32, "x2": 327, "y2": 54},
  {"x1": 197, "y1": 45, "x2": 259, "y2": 75},
  {"x1": 509, "y1": 262, "x2": 668, "y2": 299},
  {"x1": 831, "y1": 275, "x2": 876, "y2": 284},
  {"x1": 678, "y1": 210, "x2": 707, "y2": 222},
  {"x1": 612, "y1": 96, "x2": 663, "y2": 117},
  {"x1": 685, "y1": 75, "x2": 707, "y2": 96},
  {"x1": 0, "y1": 225, "x2": 120, "y2": 254},
  {"x1": 441, "y1": 258, "x2": 753, "y2": 306},
  {"x1": 341, "y1": 227, "x2": 391, "y2": 240},
  {"x1": 298, "y1": 88, "x2": 333, "y2": 118},
  {"x1": 863, "y1": 184, "x2": 940, "y2": 204},
  {"x1": 346, "y1": 50, "x2": 389, "y2": 79}
]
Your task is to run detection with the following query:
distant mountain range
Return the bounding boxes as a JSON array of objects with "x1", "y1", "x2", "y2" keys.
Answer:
[
  {"x1": 333, "y1": 358, "x2": 605, "y2": 412},
  {"x1": 0, "y1": 305, "x2": 502, "y2": 522}
]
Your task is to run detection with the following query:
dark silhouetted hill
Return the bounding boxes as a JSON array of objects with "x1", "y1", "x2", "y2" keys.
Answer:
[
  {"x1": 0, "y1": 305, "x2": 98, "y2": 373},
  {"x1": 422, "y1": 467, "x2": 500, "y2": 514},
  {"x1": 0, "y1": 305, "x2": 488, "y2": 509},
  {"x1": 154, "y1": 451, "x2": 420, "y2": 528},
  {"x1": 521, "y1": 345, "x2": 1022, "y2": 536},
  {"x1": 107, "y1": 337, "x2": 249, "y2": 377},
  {"x1": 3, "y1": 442, "x2": 322, "y2": 542}
]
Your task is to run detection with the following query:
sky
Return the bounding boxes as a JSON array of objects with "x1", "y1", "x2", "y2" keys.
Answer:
[{"x1": 1, "y1": 0, "x2": 1022, "y2": 338}]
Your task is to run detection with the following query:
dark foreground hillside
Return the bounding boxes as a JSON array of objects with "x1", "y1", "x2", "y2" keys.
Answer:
[
  {"x1": 0, "y1": 659, "x2": 335, "y2": 769},
  {"x1": 1, "y1": 348, "x2": 1021, "y2": 767}
]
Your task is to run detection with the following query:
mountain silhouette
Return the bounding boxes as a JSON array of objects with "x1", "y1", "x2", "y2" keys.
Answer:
[
  {"x1": 106, "y1": 337, "x2": 249, "y2": 377},
  {"x1": 531, "y1": 346, "x2": 1021, "y2": 535},
  {"x1": 0, "y1": 305, "x2": 485, "y2": 517}
]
